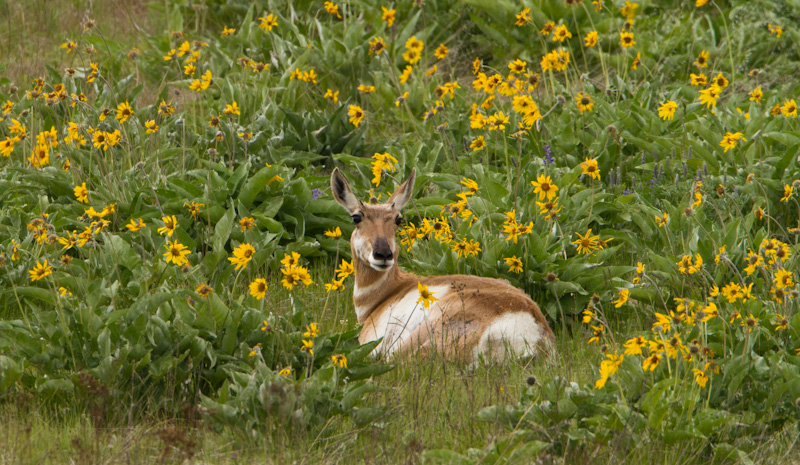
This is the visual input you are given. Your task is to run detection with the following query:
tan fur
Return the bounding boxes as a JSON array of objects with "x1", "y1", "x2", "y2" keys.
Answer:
[{"x1": 331, "y1": 168, "x2": 555, "y2": 362}]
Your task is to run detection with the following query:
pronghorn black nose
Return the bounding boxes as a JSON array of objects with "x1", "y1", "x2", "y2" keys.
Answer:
[{"x1": 373, "y1": 239, "x2": 393, "y2": 261}]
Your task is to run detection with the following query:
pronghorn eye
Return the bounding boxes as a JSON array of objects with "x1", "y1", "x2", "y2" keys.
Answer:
[
  {"x1": 395, "y1": 215, "x2": 403, "y2": 225},
  {"x1": 351, "y1": 213, "x2": 362, "y2": 224}
]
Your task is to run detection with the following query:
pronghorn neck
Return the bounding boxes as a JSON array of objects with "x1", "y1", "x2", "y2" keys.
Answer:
[{"x1": 352, "y1": 254, "x2": 415, "y2": 323}]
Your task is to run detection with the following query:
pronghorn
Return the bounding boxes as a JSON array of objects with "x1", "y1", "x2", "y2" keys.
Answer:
[{"x1": 331, "y1": 168, "x2": 555, "y2": 363}]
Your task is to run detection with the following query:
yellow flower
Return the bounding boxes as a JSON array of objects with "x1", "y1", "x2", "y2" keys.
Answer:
[
  {"x1": 619, "y1": 31, "x2": 635, "y2": 48},
  {"x1": 336, "y1": 259, "x2": 354, "y2": 280},
  {"x1": 694, "y1": 50, "x2": 709, "y2": 68},
  {"x1": 774, "y1": 314, "x2": 789, "y2": 331},
  {"x1": 768, "y1": 23, "x2": 783, "y2": 38},
  {"x1": 74, "y1": 182, "x2": 89, "y2": 203},
  {"x1": 28, "y1": 143, "x2": 50, "y2": 168},
  {"x1": 588, "y1": 325, "x2": 604, "y2": 344},
  {"x1": 196, "y1": 284, "x2": 213, "y2": 298},
  {"x1": 258, "y1": 14, "x2": 278, "y2": 32},
  {"x1": 115, "y1": 101, "x2": 134, "y2": 123},
  {"x1": 29, "y1": 260, "x2": 53, "y2": 281},
  {"x1": 324, "y1": 1, "x2": 342, "y2": 19},
  {"x1": 236, "y1": 217, "x2": 254, "y2": 231},
  {"x1": 595, "y1": 352, "x2": 624, "y2": 389},
  {"x1": 781, "y1": 99, "x2": 798, "y2": 118},
  {"x1": 381, "y1": 6, "x2": 396, "y2": 28},
  {"x1": 324, "y1": 88, "x2": 340, "y2": 102},
  {"x1": 692, "y1": 191, "x2": 703, "y2": 208},
  {"x1": 434, "y1": 44, "x2": 449, "y2": 60},
  {"x1": 581, "y1": 157, "x2": 601, "y2": 180},
  {"x1": 469, "y1": 136, "x2": 486, "y2": 152},
  {"x1": 163, "y1": 240, "x2": 191, "y2": 266},
  {"x1": 721, "y1": 282, "x2": 743, "y2": 303},
  {"x1": 620, "y1": 1, "x2": 639, "y2": 20},
  {"x1": 348, "y1": 105, "x2": 365, "y2": 127},
  {"x1": 279, "y1": 367, "x2": 292, "y2": 377},
  {"x1": 144, "y1": 120, "x2": 159, "y2": 134},
  {"x1": 331, "y1": 354, "x2": 347, "y2": 368},
  {"x1": 189, "y1": 70, "x2": 213, "y2": 92},
  {"x1": 711, "y1": 73, "x2": 728, "y2": 89},
  {"x1": 690, "y1": 73, "x2": 707, "y2": 86},
  {"x1": 301, "y1": 339, "x2": 314, "y2": 355},
  {"x1": 749, "y1": 86, "x2": 762, "y2": 103},
  {"x1": 642, "y1": 353, "x2": 660, "y2": 371},
  {"x1": 573, "y1": 229, "x2": 600, "y2": 255},
  {"x1": 774, "y1": 268, "x2": 794, "y2": 289},
  {"x1": 304, "y1": 322, "x2": 320, "y2": 338},
  {"x1": 228, "y1": 243, "x2": 256, "y2": 270},
  {"x1": 250, "y1": 278, "x2": 268, "y2": 300},
  {"x1": 402, "y1": 47, "x2": 421, "y2": 64},
  {"x1": 632, "y1": 262, "x2": 645, "y2": 284},
  {"x1": 222, "y1": 26, "x2": 236, "y2": 36},
  {"x1": 58, "y1": 231, "x2": 78, "y2": 250},
  {"x1": 126, "y1": 218, "x2": 146, "y2": 232},
  {"x1": 584, "y1": 31, "x2": 598, "y2": 48},
  {"x1": 698, "y1": 86, "x2": 719, "y2": 109},
  {"x1": 0, "y1": 136, "x2": 17, "y2": 157},
  {"x1": 553, "y1": 24, "x2": 572, "y2": 42},
  {"x1": 324, "y1": 227, "x2": 342, "y2": 238},
  {"x1": 504, "y1": 256, "x2": 523, "y2": 274},
  {"x1": 281, "y1": 265, "x2": 314, "y2": 290},
  {"x1": 371, "y1": 152, "x2": 398, "y2": 186},
  {"x1": 282, "y1": 252, "x2": 301, "y2": 269},
  {"x1": 249, "y1": 343, "x2": 262, "y2": 357},
  {"x1": 157, "y1": 215, "x2": 178, "y2": 237},
  {"x1": 417, "y1": 282, "x2": 438, "y2": 309},
  {"x1": 399, "y1": 65, "x2": 413, "y2": 84},
  {"x1": 719, "y1": 132, "x2": 746, "y2": 152},
  {"x1": 61, "y1": 40, "x2": 77, "y2": 53},
  {"x1": 692, "y1": 368, "x2": 709, "y2": 388},
  {"x1": 624, "y1": 336, "x2": 647, "y2": 356},
  {"x1": 658, "y1": 101, "x2": 678, "y2": 120},
  {"x1": 613, "y1": 289, "x2": 630, "y2": 308},
  {"x1": 223, "y1": 101, "x2": 240, "y2": 116},
  {"x1": 325, "y1": 279, "x2": 345, "y2": 292},
  {"x1": 781, "y1": 184, "x2": 793, "y2": 202},
  {"x1": 531, "y1": 174, "x2": 558, "y2": 201},
  {"x1": 515, "y1": 8, "x2": 532, "y2": 27},
  {"x1": 630, "y1": 52, "x2": 641, "y2": 70},
  {"x1": 575, "y1": 93, "x2": 593, "y2": 113}
]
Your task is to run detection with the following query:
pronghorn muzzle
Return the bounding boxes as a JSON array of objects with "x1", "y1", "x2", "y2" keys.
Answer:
[{"x1": 372, "y1": 237, "x2": 393, "y2": 262}]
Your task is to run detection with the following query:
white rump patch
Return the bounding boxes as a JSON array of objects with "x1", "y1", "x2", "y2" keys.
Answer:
[
  {"x1": 366, "y1": 284, "x2": 450, "y2": 355},
  {"x1": 474, "y1": 312, "x2": 543, "y2": 362}
]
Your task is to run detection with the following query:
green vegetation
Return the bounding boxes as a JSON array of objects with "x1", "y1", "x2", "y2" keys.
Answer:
[{"x1": 1, "y1": 0, "x2": 800, "y2": 463}]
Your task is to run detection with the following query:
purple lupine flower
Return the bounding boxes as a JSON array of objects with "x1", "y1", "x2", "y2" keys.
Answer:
[
  {"x1": 312, "y1": 188, "x2": 322, "y2": 200},
  {"x1": 543, "y1": 144, "x2": 554, "y2": 166}
]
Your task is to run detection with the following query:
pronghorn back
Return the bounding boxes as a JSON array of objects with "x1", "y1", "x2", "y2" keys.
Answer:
[{"x1": 331, "y1": 168, "x2": 555, "y2": 363}]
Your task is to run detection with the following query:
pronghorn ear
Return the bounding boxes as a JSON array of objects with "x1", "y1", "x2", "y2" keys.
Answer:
[
  {"x1": 330, "y1": 168, "x2": 361, "y2": 213},
  {"x1": 387, "y1": 168, "x2": 416, "y2": 211}
]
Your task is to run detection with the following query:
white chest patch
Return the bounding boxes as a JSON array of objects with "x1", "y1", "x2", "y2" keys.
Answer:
[{"x1": 364, "y1": 284, "x2": 450, "y2": 355}]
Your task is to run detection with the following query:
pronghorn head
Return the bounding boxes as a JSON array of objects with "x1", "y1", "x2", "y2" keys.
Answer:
[{"x1": 331, "y1": 167, "x2": 416, "y2": 272}]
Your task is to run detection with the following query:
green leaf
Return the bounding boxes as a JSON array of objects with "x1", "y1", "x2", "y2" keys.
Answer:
[{"x1": 213, "y1": 207, "x2": 235, "y2": 253}]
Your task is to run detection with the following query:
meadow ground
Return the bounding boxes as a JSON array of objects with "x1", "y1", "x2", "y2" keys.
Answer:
[{"x1": 1, "y1": 0, "x2": 800, "y2": 463}]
